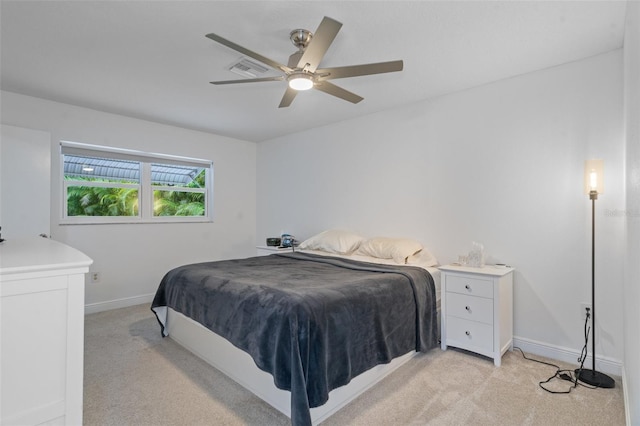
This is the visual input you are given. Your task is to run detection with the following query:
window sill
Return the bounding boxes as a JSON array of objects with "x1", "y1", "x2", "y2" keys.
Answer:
[{"x1": 59, "y1": 217, "x2": 213, "y2": 225}]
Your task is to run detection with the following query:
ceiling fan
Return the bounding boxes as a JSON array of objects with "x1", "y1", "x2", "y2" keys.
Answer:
[{"x1": 206, "y1": 16, "x2": 404, "y2": 108}]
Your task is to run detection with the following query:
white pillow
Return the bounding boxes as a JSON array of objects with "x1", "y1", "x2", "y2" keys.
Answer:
[
  {"x1": 406, "y1": 248, "x2": 438, "y2": 268},
  {"x1": 356, "y1": 237, "x2": 424, "y2": 264},
  {"x1": 298, "y1": 229, "x2": 365, "y2": 255}
]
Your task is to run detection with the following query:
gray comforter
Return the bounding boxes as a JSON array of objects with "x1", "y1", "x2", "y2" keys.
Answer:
[{"x1": 151, "y1": 252, "x2": 438, "y2": 426}]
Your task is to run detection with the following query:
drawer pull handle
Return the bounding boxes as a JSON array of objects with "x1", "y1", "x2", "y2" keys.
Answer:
[
  {"x1": 465, "y1": 285, "x2": 471, "y2": 290},
  {"x1": 465, "y1": 306, "x2": 471, "y2": 311},
  {"x1": 465, "y1": 331, "x2": 471, "y2": 336}
]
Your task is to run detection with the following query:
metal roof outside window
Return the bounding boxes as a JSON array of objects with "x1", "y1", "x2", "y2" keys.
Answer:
[{"x1": 64, "y1": 155, "x2": 204, "y2": 186}]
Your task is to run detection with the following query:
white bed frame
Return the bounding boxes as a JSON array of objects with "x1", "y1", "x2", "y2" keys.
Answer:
[{"x1": 166, "y1": 308, "x2": 418, "y2": 424}]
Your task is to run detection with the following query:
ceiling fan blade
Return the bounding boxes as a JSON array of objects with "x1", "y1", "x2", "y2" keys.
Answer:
[
  {"x1": 296, "y1": 17, "x2": 342, "y2": 72},
  {"x1": 210, "y1": 76, "x2": 285, "y2": 85},
  {"x1": 316, "y1": 60, "x2": 404, "y2": 80},
  {"x1": 279, "y1": 87, "x2": 298, "y2": 108},
  {"x1": 206, "y1": 33, "x2": 291, "y2": 74},
  {"x1": 313, "y1": 81, "x2": 363, "y2": 104}
]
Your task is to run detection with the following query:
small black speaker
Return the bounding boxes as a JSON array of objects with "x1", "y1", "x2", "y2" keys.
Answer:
[{"x1": 266, "y1": 237, "x2": 281, "y2": 247}]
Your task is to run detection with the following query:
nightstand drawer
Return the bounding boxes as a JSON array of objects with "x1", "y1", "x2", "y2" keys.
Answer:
[
  {"x1": 446, "y1": 274, "x2": 493, "y2": 298},
  {"x1": 446, "y1": 316, "x2": 494, "y2": 352},
  {"x1": 446, "y1": 293, "x2": 493, "y2": 324}
]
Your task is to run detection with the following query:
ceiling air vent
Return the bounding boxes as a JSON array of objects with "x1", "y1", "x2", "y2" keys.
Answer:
[{"x1": 228, "y1": 58, "x2": 270, "y2": 78}]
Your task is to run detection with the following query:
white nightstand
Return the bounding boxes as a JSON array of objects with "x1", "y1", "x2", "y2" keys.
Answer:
[
  {"x1": 439, "y1": 264, "x2": 514, "y2": 366},
  {"x1": 256, "y1": 245, "x2": 294, "y2": 256}
]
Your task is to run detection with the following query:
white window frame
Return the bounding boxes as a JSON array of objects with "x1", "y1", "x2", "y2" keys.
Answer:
[{"x1": 60, "y1": 141, "x2": 214, "y2": 225}]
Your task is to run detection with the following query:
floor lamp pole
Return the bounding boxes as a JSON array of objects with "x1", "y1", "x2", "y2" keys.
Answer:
[
  {"x1": 575, "y1": 190, "x2": 615, "y2": 388},
  {"x1": 591, "y1": 194, "x2": 596, "y2": 374}
]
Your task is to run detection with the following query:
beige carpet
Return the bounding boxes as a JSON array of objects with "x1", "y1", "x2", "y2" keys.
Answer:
[{"x1": 84, "y1": 304, "x2": 626, "y2": 425}]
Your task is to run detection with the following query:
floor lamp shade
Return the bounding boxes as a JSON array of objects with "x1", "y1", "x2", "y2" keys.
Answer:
[
  {"x1": 576, "y1": 158, "x2": 615, "y2": 388},
  {"x1": 584, "y1": 159, "x2": 604, "y2": 195}
]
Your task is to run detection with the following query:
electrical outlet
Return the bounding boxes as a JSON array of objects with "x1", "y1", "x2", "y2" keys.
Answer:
[
  {"x1": 91, "y1": 272, "x2": 101, "y2": 283},
  {"x1": 580, "y1": 303, "x2": 592, "y2": 320}
]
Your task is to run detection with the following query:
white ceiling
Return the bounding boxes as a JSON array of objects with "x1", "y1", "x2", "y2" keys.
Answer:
[{"x1": 0, "y1": 1, "x2": 628, "y2": 142}]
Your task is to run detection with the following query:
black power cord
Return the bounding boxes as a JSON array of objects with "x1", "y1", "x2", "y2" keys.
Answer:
[{"x1": 514, "y1": 308, "x2": 596, "y2": 394}]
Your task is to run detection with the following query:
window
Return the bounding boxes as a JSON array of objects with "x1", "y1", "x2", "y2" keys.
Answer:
[{"x1": 61, "y1": 141, "x2": 213, "y2": 224}]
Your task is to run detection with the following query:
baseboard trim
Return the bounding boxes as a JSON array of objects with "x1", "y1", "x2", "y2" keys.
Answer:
[
  {"x1": 513, "y1": 336, "x2": 622, "y2": 377},
  {"x1": 84, "y1": 293, "x2": 155, "y2": 315}
]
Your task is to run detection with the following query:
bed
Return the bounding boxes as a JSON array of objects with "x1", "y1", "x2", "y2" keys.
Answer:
[{"x1": 151, "y1": 231, "x2": 440, "y2": 425}]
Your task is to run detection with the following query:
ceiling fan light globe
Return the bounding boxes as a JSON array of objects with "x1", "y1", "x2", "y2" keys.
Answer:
[{"x1": 288, "y1": 74, "x2": 314, "y2": 91}]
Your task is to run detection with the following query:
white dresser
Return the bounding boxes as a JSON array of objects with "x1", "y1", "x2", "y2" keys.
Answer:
[
  {"x1": 439, "y1": 264, "x2": 514, "y2": 366},
  {"x1": 1, "y1": 237, "x2": 93, "y2": 425}
]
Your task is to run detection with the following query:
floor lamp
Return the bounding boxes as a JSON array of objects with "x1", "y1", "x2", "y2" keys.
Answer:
[{"x1": 575, "y1": 159, "x2": 615, "y2": 388}]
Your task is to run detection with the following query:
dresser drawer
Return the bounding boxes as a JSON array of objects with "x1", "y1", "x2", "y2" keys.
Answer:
[
  {"x1": 446, "y1": 316, "x2": 494, "y2": 352},
  {"x1": 446, "y1": 274, "x2": 493, "y2": 298},
  {"x1": 446, "y1": 292, "x2": 493, "y2": 325}
]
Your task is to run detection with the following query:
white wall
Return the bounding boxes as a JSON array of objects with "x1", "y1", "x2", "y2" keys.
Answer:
[
  {"x1": 623, "y1": 1, "x2": 640, "y2": 423},
  {"x1": 0, "y1": 91, "x2": 257, "y2": 312},
  {"x1": 257, "y1": 51, "x2": 625, "y2": 367}
]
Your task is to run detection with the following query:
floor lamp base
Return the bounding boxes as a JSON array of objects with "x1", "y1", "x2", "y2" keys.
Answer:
[{"x1": 574, "y1": 368, "x2": 616, "y2": 388}]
